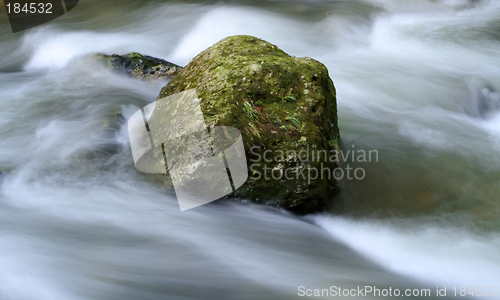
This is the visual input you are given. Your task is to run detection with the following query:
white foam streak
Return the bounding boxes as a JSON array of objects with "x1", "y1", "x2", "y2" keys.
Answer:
[
  {"x1": 170, "y1": 6, "x2": 317, "y2": 65},
  {"x1": 21, "y1": 29, "x2": 139, "y2": 70},
  {"x1": 317, "y1": 217, "x2": 500, "y2": 290}
]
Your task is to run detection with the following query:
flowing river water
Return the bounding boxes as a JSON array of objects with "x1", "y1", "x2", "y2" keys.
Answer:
[{"x1": 0, "y1": 0, "x2": 499, "y2": 299}]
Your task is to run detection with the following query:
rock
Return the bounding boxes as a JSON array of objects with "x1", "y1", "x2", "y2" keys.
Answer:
[
  {"x1": 464, "y1": 84, "x2": 500, "y2": 119},
  {"x1": 153, "y1": 35, "x2": 340, "y2": 215},
  {"x1": 95, "y1": 52, "x2": 182, "y2": 80}
]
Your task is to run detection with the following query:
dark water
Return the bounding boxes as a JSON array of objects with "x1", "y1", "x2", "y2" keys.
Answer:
[{"x1": 0, "y1": 0, "x2": 499, "y2": 299}]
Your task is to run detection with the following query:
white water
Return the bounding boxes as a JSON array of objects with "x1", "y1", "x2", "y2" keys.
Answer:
[
  {"x1": 0, "y1": 0, "x2": 499, "y2": 299},
  {"x1": 317, "y1": 216, "x2": 500, "y2": 288}
]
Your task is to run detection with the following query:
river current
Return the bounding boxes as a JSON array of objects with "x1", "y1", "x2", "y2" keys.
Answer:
[{"x1": 0, "y1": 0, "x2": 499, "y2": 299}]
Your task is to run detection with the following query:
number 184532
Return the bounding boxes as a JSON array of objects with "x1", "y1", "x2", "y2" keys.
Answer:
[
  {"x1": 452, "y1": 286, "x2": 499, "y2": 297},
  {"x1": 6, "y1": 3, "x2": 53, "y2": 14}
]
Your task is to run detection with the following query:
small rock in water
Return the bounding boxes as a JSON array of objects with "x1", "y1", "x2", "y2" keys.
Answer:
[
  {"x1": 94, "y1": 52, "x2": 183, "y2": 80},
  {"x1": 464, "y1": 84, "x2": 500, "y2": 119}
]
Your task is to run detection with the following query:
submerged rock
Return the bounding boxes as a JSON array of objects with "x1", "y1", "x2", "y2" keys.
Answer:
[
  {"x1": 153, "y1": 35, "x2": 340, "y2": 214},
  {"x1": 95, "y1": 52, "x2": 182, "y2": 80},
  {"x1": 464, "y1": 84, "x2": 500, "y2": 119}
]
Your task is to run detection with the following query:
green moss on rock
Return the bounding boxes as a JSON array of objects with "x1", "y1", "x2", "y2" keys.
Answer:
[{"x1": 157, "y1": 35, "x2": 340, "y2": 214}]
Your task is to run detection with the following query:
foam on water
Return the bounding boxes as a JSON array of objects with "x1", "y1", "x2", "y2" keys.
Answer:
[
  {"x1": 169, "y1": 6, "x2": 320, "y2": 65},
  {"x1": 316, "y1": 216, "x2": 500, "y2": 291}
]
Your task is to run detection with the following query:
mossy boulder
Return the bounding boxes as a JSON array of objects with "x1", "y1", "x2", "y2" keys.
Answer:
[
  {"x1": 156, "y1": 35, "x2": 340, "y2": 214},
  {"x1": 95, "y1": 52, "x2": 182, "y2": 80}
]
